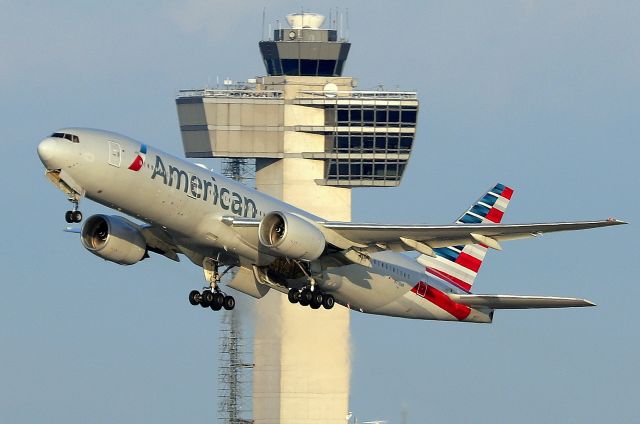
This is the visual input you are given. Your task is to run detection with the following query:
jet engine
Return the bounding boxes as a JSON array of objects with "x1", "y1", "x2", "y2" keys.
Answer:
[
  {"x1": 81, "y1": 215, "x2": 147, "y2": 265},
  {"x1": 258, "y1": 211, "x2": 326, "y2": 261}
]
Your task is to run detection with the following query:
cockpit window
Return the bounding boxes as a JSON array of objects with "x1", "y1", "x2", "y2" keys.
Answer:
[{"x1": 51, "y1": 132, "x2": 79, "y2": 143}]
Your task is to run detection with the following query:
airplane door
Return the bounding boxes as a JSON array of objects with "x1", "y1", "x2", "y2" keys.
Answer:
[
  {"x1": 108, "y1": 141, "x2": 122, "y2": 167},
  {"x1": 417, "y1": 281, "x2": 427, "y2": 297}
]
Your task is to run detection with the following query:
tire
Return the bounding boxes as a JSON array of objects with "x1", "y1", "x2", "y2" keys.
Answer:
[
  {"x1": 322, "y1": 294, "x2": 335, "y2": 309},
  {"x1": 223, "y1": 296, "x2": 235, "y2": 310},
  {"x1": 288, "y1": 289, "x2": 299, "y2": 304},
  {"x1": 310, "y1": 291, "x2": 323, "y2": 309},
  {"x1": 188, "y1": 290, "x2": 200, "y2": 306},
  {"x1": 200, "y1": 290, "x2": 214, "y2": 308},
  {"x1": 212, "y1": 292, "x2": 225, "y2": 309},
  {"x1": 72, "y1": 211, "x2": 83, "y2": 223},
  {"x1": 65, "y1": 211, "x2": 73, "y2": 223},
  {"x1": 299, "y1": 289, "x2": 312, "y2": 306}
]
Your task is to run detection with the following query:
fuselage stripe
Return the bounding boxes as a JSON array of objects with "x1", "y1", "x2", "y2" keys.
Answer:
[
  {"x1": 411, "y1": 282, "x2": 471, "y2": 320},
  {"x1": 425, "y1": 267, "x2": 472, "y2": 292}
]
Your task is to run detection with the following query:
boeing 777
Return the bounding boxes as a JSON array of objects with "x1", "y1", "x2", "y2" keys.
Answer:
[{"x1": 37, "y1": 128, "x2": 625, "y2": 323}]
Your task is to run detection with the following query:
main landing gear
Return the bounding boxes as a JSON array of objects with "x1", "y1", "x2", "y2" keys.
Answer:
[
  {"x1": 285, "y1": 259, "x2": 334, "y2": 310},
  {"x1": 188, "y1": 289, "x2": 235, "y2": 311},
  {"x1": 64, "y1": 197, "x2": 82, "y2": 223},
  {"x1": 288, "y1": 287, "x2": 335, "y2": 310},
  {"x1": 188, "y1": 258, "x2": 235, "y2": 311}
]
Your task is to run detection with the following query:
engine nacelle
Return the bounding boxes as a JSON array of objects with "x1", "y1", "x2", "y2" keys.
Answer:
[
  {"x1": 81, "y1": 215, "x2": 147, "y2": 265},
  {"x1": 258, "y1": 211, "x2": 326, "y2": 261}
]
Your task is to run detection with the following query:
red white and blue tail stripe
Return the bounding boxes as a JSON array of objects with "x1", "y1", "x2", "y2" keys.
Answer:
[{"x1": 418, "y1": 183, "x2": 514, "y2": 292}]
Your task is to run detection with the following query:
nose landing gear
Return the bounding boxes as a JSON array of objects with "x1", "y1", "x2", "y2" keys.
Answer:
[{"x1": 64, "y1": 196, "x2": 83, "y2": 223}]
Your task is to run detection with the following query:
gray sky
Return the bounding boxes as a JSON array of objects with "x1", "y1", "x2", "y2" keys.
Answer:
[{"x1": 1, "y1": 1, "x2": 638, "y2": 422}]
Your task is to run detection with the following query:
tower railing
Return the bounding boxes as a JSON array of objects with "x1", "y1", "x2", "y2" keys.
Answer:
[
  {"x1": 297, "y1": 90, "x2": 417, "y2": 99},
  {"x1": 177, "y1": 89, "x2": 283, "y2": 99}
]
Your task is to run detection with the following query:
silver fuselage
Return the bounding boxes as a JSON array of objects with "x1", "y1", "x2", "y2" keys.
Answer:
[{"x1": 37, "y1": 128, "x2": 492, "y2": 323}]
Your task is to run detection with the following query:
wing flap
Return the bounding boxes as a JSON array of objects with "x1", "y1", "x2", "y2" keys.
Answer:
[{"x1": 449, "y1": 294, "x2": 596, "y2": 309}]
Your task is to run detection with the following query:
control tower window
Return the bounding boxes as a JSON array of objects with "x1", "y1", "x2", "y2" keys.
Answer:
[
  {"x1": 317, "y1": 60, "x2": 336, "y2": 76},
  {"x1": 402, "y1": 109, "x2": 417, "y2": 123},
  {"x1": 281, "y1": 59, "x2": 299, "y2": 76},
  {"x1": 265, "y1": 58, "x2": 282, "y2": 76},
  {"x1": 363, "y1": 109, "x2": 374, "y2": 123},
  {"x1": 334, "y1": 106, "x2": 418, "y2": 128},
  {"x1": 331, "y1": 134, "x2": 414, "y2": 154},
  {"x1": 300, "y1": 60, "x2": 317, "y2": 75},
  {"x1": 327, "y1": 159, "x2": 408, "y2": 182}
]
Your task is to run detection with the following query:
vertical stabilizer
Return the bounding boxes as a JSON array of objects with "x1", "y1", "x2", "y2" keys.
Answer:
[{"x1": 417, "y1": 183, "x2": 514, "y2": 292}]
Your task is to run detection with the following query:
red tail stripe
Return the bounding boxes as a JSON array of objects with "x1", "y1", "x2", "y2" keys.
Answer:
[
  {"x1": 455, "y1": 252, "x2": 482, "y2": 273},
  {"x1": 412, "y1": 282, "x2": 471, "y2": 321},
  {"x1": 501, "y1": 187, "x2": 514, "y2": 200},
  {"x1": 425, "y1": 267, "x2": 472, "y2": 292},
  {"x1": 485, "y1": 208, "x2": 504, "y2": 223}
]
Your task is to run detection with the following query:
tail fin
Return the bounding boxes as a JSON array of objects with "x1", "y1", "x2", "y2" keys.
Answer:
[{"x1": 417, "y1": 183, "x2": 514, "y2": 292}]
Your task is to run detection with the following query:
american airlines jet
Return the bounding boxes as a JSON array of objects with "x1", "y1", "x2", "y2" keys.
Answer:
[{"x1": 37, "y1": 128, "x2": 625, "y2": 323}]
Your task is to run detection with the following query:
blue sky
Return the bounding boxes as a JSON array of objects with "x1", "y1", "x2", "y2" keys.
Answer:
[{"x1": 1, "y1": 1, "x2": 638, "y2": 422}]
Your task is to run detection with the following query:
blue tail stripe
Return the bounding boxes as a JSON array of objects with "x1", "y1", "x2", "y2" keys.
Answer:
[
  {"x1": 493, "y1": 183, "x2": 506, "y2": 196},
  {"x1": 433, "y1": 247, "x2": 460, "y2": 262},
  {"x1": 470, "y1": 204, "x2": 490, "y2": 217},
  {"x1": 459, "y1": 213, "x2": 482, "y2": 224},
  {"x1": 480, "y1": 193, "x2": 498, "y2": 206}
]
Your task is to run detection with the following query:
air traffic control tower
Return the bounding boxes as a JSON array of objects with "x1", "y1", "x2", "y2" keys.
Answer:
[{"x1": 176, "y1": 12, "x2": 418, "y2": 424}]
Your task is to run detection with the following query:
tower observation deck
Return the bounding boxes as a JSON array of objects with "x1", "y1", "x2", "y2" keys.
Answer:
[
  {"x1": 175, "y1": 11, "x2": 419, "y2": 424},
  {"x1": 176, "y1": 13, "x2": 418, "y2": 187}
]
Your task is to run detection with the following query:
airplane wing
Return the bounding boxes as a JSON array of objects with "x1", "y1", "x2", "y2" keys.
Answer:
[
  {"x1": 224, "y1": 215, "x2": 625, "y2": 260},
  {"x1": 322, "y1": 219, "x2": 626, "y2": 252}
]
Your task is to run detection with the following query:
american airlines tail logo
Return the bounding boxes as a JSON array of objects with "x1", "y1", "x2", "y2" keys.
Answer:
[{"x1": 128, "y1": 144, "x2": 147, "y2": 171}]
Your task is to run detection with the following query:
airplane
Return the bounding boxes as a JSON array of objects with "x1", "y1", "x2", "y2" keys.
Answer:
[{"x1": 37, "y1": 128, "x2": 626, "y2": 323}]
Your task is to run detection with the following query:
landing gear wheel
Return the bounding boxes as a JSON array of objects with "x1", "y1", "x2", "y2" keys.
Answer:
[
  {"x1": 71, "y1": 210, "x2": 83, "y2": 223},
  {"x1": 188, "y1": 290, "x2": 201, "y2": 306},
  {"x1": 223, "y1": 296, "x2": 235, "y2": 310},
  {"x1": 288, "y1": 289, "x2": 300, "y2": 304},
  {"x1": 299, "y1": 288, "x2": 312, "y2": 306},
  {"x1": 212, "y1": 292, "x2": 225, "y2": 310},
  {"x1": 65, "y1": 211, "x2": 73, "y2": 223},
  {"x1": 310, "y1": 291, "x2": 323, "y2": 309},
  {"x1": 201, "y1": 290, "x2": 214, "y2": 308},
  {"x1": 322, "y1": 294, "x2": 335, "y2": 309}
]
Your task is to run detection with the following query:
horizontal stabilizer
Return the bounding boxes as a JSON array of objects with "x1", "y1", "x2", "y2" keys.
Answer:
[{"x1": 449, "y1": 294, "x2": 595, "y2": 309}]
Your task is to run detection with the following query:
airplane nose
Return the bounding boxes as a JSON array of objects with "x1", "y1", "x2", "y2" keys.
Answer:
[{"x1": 37, "y1": 138, "x2": 57, "y2": 167}]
